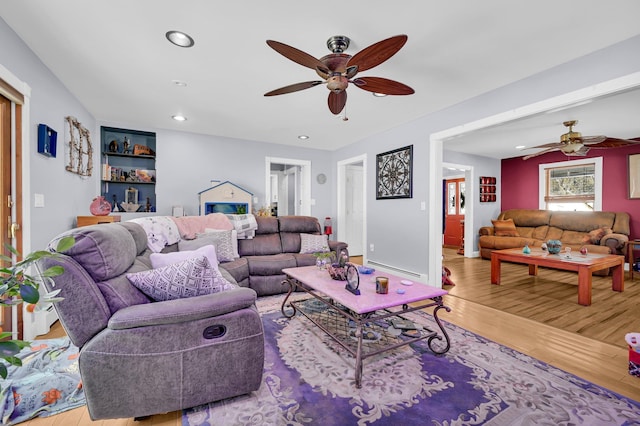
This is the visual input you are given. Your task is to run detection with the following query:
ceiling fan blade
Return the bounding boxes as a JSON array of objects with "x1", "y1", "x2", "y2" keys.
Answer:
[
  {"x1": 266, "y1": 40, "x2": 326, "y2": 70},
  {"x1": 524, "y1": 142, "x2": 564, "y2": 149},
  {"x1": 328, "y1": 90, "x2": 347, "y2": 115},
  {"x1": 522, "y1": 147, "x2": 560, "y2": 160},
  {"x1": 584, "y1": 137, "x2": 640, "y2": 148},
  {"x1": 347, "y1": 35, "x2": 408, "y2": 73},
  {"x1": 352, "y1": 77, "x2": 414, "y2": 95},
  {"x1": 264, "y1": 81, "x2": 323, "y2": 96}
]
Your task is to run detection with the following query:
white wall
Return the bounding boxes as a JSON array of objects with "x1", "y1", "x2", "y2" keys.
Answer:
[{"x1": 332, "y1": 34, "x2": 640, "y2": 278}]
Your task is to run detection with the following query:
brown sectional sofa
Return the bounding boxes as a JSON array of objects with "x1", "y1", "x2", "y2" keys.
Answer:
[{"x1": 478, "y1": 209, "x2": 630, "y2": 260}]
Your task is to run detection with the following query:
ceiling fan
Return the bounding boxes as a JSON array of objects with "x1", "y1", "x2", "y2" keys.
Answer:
[
  {"x1": 264, "y1": 35, "x2": 414, "y2": 115},
  {"x1": 522, "y1": 120, "x2": 640, "y2": 160}
]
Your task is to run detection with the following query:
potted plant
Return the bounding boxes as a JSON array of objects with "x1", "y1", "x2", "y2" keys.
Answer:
[{"x1": 0, "y1": 236, "x2": 74, "y2": 382}]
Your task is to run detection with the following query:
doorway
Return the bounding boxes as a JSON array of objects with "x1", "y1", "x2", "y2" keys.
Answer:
[
  {"x1": 443, "y1": 177, "x2": 465, "y2": 251},
  {"x1": 265, "y1": 157, "x2": 311, "y2": 216},
  {"x1": 337, "y1": 154, "x2": 367, "y2": 258}
]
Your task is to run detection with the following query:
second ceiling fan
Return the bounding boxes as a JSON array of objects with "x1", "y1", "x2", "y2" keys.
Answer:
[
  {"x1": 264, "y1": 35, "x2": 414, "y2": 115},
  {"x1": 522, "y1": 120, "x2": 640, "y2": 160}
]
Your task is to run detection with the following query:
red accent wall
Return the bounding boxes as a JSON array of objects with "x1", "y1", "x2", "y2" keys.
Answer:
[{"x1": 501, "y1": 144, "x2": 640, "y2": 238}]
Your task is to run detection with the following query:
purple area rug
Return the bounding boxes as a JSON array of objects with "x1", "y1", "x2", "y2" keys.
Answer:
[{"x1": 183, "y1": 295, "x2": 640, "y2": 425}]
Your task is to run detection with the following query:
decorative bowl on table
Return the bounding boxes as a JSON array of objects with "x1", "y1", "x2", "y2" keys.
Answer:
[
  {"x1": 328, "y1": 263, "x2": 348, "y2": 281},
  {"x1": 546, "y1": 239, "x2": 562, "y2": 254}
]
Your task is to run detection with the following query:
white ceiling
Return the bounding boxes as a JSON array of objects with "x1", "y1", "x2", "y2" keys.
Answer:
[{"x1": 3, "y1": 0, "x2": 640, "y2": 157}]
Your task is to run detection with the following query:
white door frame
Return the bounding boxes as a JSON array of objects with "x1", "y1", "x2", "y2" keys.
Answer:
[
  {"x1": 337, "y1": 154, "x2": 367, "y2": 261},
  {"x1": 428, "y1": 72, "x2": 640, "y2": 288},
  {"x1": 265, "y1": 157, "x2": 311, "y2": 216}
]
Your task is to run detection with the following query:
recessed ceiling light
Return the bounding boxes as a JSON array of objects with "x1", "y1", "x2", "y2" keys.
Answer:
[
  {"x1": 298, "y1": 135, "x2": 309, "y2": 140},
  {"x1": 515, "y1": 145, "x2": 526, "y2": 149},
  {"x1": 172, "y1": 80, "x2": 187, "y2": 87},
  {"x1": 372, "y1": 93, "x2": 387, "y2": 97},
  {"x1": 172, "y1": 115, "x2": 187, "y2": 122},
  {"x1": 166, "y1": 31, "x2": 195, "y2": 48}
]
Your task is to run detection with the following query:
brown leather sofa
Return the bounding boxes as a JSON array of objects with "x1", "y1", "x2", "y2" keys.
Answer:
[{"x1": 478, "y1": 209, "x2": 630, "y2": 260}]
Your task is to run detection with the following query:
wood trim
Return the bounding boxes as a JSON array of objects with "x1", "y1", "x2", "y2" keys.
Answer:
[
  {"x1": 15, "y1": 104, "x2": 23, "y2": 340},
  {"x1": 0, "y1": 78, "x2": 24, "y2": 105}
]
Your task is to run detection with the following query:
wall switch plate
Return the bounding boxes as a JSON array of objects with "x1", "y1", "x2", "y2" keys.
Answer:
[
  {"x1": 370, "y1": 244, "x2": 375, "y2": 252},
  {"x1": 34, "y1": 193, "x2": 45, "y2": 207},
  {"x1": 420, "y1": 201, "x2": 426, "y2": 210}
]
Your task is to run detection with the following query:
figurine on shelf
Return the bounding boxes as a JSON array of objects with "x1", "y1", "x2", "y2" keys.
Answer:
[
  {"x1": 123, "y1": 137, "x2": 131, "y2": 154},
  {"x1": 146, "y1": 197, "x2": 151, "y2": 213},
  {"x1": 112, "y1": 194, "x2": 118, "y2": 212}
]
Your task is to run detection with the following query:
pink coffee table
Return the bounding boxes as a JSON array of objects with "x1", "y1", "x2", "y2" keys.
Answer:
[{"x1": 281, "y1": 265, "x2": 451, "y2": 388}]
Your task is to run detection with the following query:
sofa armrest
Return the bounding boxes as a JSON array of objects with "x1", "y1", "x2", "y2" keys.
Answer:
[
  {"x1": 479, "y1": 226, "x2": 494, "y2": 236},
  {"x1": 108, "y1": 287, "x2": 257, "y2": 330},
  {"x1": 600, "y1": 233, "x2": 629, "y2": 253},
  {"x1": 329, "y1": 240, "x2": 349, "y2": 259}
]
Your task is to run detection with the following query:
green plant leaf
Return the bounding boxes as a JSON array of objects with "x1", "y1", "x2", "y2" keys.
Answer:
[
  {"x1": 55, "y1": 236, "x2": 75, "y2": 252},
  {"x1": 0, "y1": 341, "x2": 21, "y2": 357},
  {"x1": 0, "y1": 363, "x2": 7, "y2": 379},
  {"x1": 41, "y1": 266, "x2": 64, "y2": 277},
  {"x1": 19, "y1": 284, "x2": 40, "y2": 304}
]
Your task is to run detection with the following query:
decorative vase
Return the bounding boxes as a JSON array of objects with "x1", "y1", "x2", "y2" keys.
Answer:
[
  {"x1": 546, "y1": 239, "x2": 562, "y2": 254},
  {"x1": 328, "y1": 263, "x2": 348, "y2": 281},
  {"x1": 522, "y1": 244, "x2": 531, "y2": 254},
  {"x1": 89, "y1": 196, "x2": 112, "y2": 216}
]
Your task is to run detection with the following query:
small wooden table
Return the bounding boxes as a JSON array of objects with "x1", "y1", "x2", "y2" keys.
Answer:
[
  {"x1": 76, "y1": 215, "x2": 121, "y2": 227},
  {"x1": 491, "y1": 248, "x2": 624, "y2": 306},
  {"x1": 626, "y1": 239, "x2": 640, "y2": 280}
]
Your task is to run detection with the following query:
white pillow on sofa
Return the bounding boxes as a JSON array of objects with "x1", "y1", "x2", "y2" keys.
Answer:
[
  {"x1": 150, "y1": 244, "x2": 220, "y2": 270},
  {"x1": 299, "y1": 233, "x2": 329, "y2": 254},
  {"x1": 180, "y1": 230, "x2": 238, "y2": 262}
]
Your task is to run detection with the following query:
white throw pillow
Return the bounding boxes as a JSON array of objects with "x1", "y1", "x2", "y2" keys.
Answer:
[
  {"x1": 204, "y1": 228, "x2": 239, "y2": 259},
  {"x1": 180, "y1": 230, "x2": 238, "y2": 262},
  {"x1": 126, "y1": 256, "x2": 234, "y2": 301},
  {"x1": 299, "y1": 233, "x2": 329, "y2": 254},
  {"x1": 150, "y1": 244, "x2": 220, "y2": 270}
]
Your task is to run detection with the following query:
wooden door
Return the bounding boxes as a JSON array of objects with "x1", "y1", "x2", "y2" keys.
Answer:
[
  {"x1": 443, "y1": 178, "x2": 465, "y2": 248},
  {"x1": 0, "y1": 90, "x2": 23, "y2": 338}
]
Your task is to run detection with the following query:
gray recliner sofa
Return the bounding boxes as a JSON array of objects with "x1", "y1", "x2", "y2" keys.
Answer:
[
  {"x1": 218, "y1": 215, "x2": 349, "y2": 296},
  {"x1": 40, "y1": 222, "x2": 265, "y2": 420}
]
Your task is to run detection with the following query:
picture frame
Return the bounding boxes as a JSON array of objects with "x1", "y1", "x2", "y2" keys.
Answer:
[
  {"x1": 376, "y1": 145, "x2": 413, "y2": 199},
  {"x1": 629, "y1": 153, "x2": 640, "y2": 199}
]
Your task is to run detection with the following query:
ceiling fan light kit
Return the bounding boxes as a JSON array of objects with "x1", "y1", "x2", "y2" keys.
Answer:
[
  {"x1": 264, "y1": 34, "x2": 415, "y2": 115},
  {"x1": 522, "y1": 120, "x2": 640, "y2": 160}
]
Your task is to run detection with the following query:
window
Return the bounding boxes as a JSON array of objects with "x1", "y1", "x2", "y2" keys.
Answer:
[{"x1": 539, "y1": 157, "x2": 602, "y2": 211}]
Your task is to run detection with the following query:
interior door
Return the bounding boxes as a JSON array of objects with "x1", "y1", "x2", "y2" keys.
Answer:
[
  {"x1": 443, "y1": 178, "x2": 464, "y2": 249},
  {"x1": 0, "y1": 95, "x2": 13, "y2": 335},
  {"x1": 345, "y1": 164, "x2": 364, "y2": 255}
]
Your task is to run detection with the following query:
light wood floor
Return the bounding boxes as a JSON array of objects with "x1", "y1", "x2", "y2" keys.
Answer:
[{"x1": 21, "y1": 252, "x2": 640, "y2": 425}]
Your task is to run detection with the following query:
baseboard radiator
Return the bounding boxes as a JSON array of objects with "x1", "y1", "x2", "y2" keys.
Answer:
[{"x1": 366, "y1": 260, "x2": 424, "y2": 280}]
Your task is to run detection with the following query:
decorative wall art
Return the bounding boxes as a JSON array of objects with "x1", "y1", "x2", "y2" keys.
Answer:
[
  {"x1": 64, "y1": 116, "x2": 93, "y2": 176},
  {"x1": 37, "y1": 124, "x2": 57, "y2": 157},
  {"x1": 629, "y1": 153, "x2": 640, "y2": 199},
  {"x1": 376, "y1": 145, "x2": 413, "y2": 199},
  {"x1": 479, "y1": 176, "x2": 497, "y2": 202}
]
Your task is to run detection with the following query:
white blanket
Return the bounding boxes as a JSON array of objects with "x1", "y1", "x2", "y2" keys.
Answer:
[
  {"x1": 225, "y1": 214, "x2": 258, "y2": 239},
  {"x1": 128, "y1": 216, "x2": 181, "y2": 252}
]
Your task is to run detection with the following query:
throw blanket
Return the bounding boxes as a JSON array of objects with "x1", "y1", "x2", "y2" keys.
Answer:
[
  {"x1": 171, "y1": 213, "x2": 233, "y2": 240},
  {"x1": 225, "y1": 214, "x2": 258, "y2": 239},
  {"x1": 128, "y1": 216, "x2": 181, "y2": 253},
  {"x1": 0, "y1": 338, "x2": 84, "y2": 425}
]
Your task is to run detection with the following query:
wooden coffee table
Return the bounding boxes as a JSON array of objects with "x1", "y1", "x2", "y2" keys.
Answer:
[
  {"x1": 281, "y1": 265, "x2": 451, "y2": 388},
  {"x1": 491, "y1": 248, "x2": 625, "y2": 306}
]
